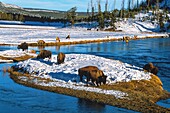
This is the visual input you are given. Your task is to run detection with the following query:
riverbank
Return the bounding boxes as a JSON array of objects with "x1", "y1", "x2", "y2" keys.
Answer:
[
  {"x1": 0, "y1": 32, "x2": 169, "y2": 46},
  {"x1": 0, "y1": 20, "x2": 169, "y2": 46},
  {"x1": 8, "y1": 68, "x2": 170, "y2": 112},
  {"x1": 0, "y1": 50, "x2": 36, "y2": 63}
]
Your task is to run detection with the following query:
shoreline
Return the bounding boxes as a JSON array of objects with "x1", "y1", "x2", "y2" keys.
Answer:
[
  {"x1": 8, "y1": 69, "x2": 170, "y2": 113},
  {"x1": 0, "y1": 33, "x2": 169, "y2": 46}
]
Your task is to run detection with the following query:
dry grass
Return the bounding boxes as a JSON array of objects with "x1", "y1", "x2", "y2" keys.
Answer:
[
  {"x1": 0, "y1": 55, "x2": 35, "y2": 62},
  {"x1": 8, "y1": 68, "x2": 170, "y2": 113},
  {"x1": 27, "y1": 35, "x2": 168, "y2": 47}
]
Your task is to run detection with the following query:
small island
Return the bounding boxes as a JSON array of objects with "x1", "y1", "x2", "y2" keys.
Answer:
[{"x1": 7, "y1": 53, "x2": 170, "y2": 112}]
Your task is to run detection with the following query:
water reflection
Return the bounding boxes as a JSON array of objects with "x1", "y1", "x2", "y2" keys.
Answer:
[{"x1": 78, "y1": 99, "x2": 105, "y2": 113}]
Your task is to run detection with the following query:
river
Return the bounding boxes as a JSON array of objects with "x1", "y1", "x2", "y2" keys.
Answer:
[{"x1": 0, "y1": 37, "x2": 170, "y2": 112}]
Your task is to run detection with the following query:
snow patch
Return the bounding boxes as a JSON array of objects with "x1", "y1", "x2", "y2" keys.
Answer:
[
  {"x1": 13, "y1": 54, "x2": 152, "y2": 99},
  {"x1": 0, "y1": 50, "x2": 37, "y2": 58}
]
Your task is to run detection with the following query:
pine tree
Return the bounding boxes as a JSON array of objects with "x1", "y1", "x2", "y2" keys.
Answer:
[
  {"x1": 128, "y1": 0, "x2": 131, "y2": 11},
  {"x1": 159, "y1": 13, "x2": 164, "y2": 31},
  {"x1": 67, "y1": 7, "x2": 77, "y2": 26},
  {"x1": 104, "y1": 0, "x2": 109, "y2": 20},
  {"x1": 97, "y1": 0, "x2": 104, "y2": 29},
  {"x1": 110, "y1": 11, "x2": 116, "y2": 30},
  {"x1": 91, "y1": 0, "x2": 95, "y2": 21},
  {"x1": 121, "y1": 0, "x2": 125, "y2": 19}
]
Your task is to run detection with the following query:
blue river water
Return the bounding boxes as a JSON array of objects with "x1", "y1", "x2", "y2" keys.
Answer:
[{"x1": 0, "y1": 37, "x2": 170, "y2": 112}]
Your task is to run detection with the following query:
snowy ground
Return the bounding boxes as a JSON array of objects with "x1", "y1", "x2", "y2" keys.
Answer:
[
  {"x1": 0, "y1": 50, "x2": 37, "y2": 63},
  {"x1": 11, "y1": 52, "x2": 152, "y2": 99},
  {"x1": 0, "y1": 20, "x2": 169, "y2": 45}
]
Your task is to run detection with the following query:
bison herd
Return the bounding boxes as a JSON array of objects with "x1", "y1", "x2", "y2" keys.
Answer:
[
  {"x1": 17, "y1": 42, "x2": 159, "y2": 87},
  {"x1": 143, "y1": 62, "x2": 158, "y2": 75}
]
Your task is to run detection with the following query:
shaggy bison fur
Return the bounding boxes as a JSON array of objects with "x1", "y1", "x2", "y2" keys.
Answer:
[
  {"x1": 17, "y1": 42, "x2": 28, "y2": 51},
  {"x1": 57, "y1": 52, "x2": 65, "y2": 64},
  {"x1": 37, "y1": 40, "x2": 45, "y2": 46},
  {"x1": 37, "y1": 50, "x2": 52, "y2": 59},
  {"x1": 78, "y1": 66, "x2": 107, "y2": 86},
  {"x1": 143, "y1": 62, "x2": 158, "y2": 75}
]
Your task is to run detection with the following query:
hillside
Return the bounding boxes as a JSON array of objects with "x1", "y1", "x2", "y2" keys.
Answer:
[{"x1": 0, "y1": 2, "x2": 87, "y2": 19}]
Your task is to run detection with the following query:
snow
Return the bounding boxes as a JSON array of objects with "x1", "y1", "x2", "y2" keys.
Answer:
[
  {"x1": 0, "y1": 20, "x2": 168, "y2": 45},
  {"x1": 0, "y1": 50, "x2": 37, "y2": 58},
  {"x1": 12, "y1": 53, "x2": 152, "y2": 98},
  {"x1": 0, "y1": 2, "x2": 22, "y2": 9},
  {"x1": 16, "y1": 54, "x2": 151, "y2": 83},
  {"x1": 0, "y1": 59, "x2": 13, "y2": 63}
]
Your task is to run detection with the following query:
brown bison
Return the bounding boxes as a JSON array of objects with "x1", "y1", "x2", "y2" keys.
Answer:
[
  {"x1": 143, "y1": 62, "x2": 158, "y2": 75},
  {"x1": 123, "y1": 36, "x2": 130, "y2": 41},
  {"x1": 37, "y1": 40, "x2": 45, "y2": 46},
  {"x1": 78, "y1": 66, "x2": 107, "y2": 86},
  {"x1": 56, "y1": 37, "x2": 60, "y2": 42},
  {"x1": 17, "y1": 42, "x2": 28, "y2": 51},
  {"x1": 151, "y1": 66, "x2": 158, "y2": 75},
  {"x1": 37, "y1": 50, "x2": 52, "y2": 59},
  {"x1": 57, "y1": 52, "x2": 65, "y2": 64}
]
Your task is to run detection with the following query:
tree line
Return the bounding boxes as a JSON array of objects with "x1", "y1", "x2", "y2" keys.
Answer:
[
  {"x1": 0, "y1": 0, "x2": 169, "y2": 31},
  {"x1": 85, "y1": 0, "x2": 170, "y2": 31},
  {"x1": 0, "y1": 11, "x2": 68, "y2": 23}
]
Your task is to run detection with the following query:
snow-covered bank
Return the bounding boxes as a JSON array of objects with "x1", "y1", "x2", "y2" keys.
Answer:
[
  {"x1": 0, "y1": 50, "x2": 37, "y2": 63},
  {"x1": 0, "y1": 20, "x2": 169, "y2": 45},
  {"x1": 0, "y1": 50, "x2": 36, "y2": 58},
  {"x1": 11, "y1": 53, "x2": 153, "y2": 98}
]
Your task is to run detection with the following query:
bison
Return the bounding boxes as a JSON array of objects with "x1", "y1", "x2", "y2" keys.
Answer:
[
  {"x1": 37, "y1": 50, "x2": 52, "y2": 59},
  {"x1": 143, "y1": 62, "x2": 158, "y2": 75},
  {"x1": 66, "y1": 35, "x2": 70, "y2": 39},
  {"x1": 123, "y1": 36, "x2": 130, "y2": 42},
  {"x1": 78, "y1": 66, "x2": 107, "y2": 86},
  {"x1": 143, "y1": 62, "x2": 154, "y2": 72},
  {"x1": 17, "y1": 42, "x2": 28, "y2": 51},
  {"x1": 151, "y1": 66, "x2": 158, "y2": 75},
  {"x1": 37, "y1": 40, "x2": 45, "y2": 46},
  {"x1": 56, "y1": 37, "x2": 60, "y2": 42},
  {"x1": 57, "y1": 52, "x2": 65, "y2": 64}
]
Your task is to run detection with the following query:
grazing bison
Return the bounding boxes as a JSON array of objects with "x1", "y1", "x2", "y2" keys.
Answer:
[
  {"x1": 37, "y1": 40, "x2": 45, "y2": 46},
  {"x1": 151, "y1": 66, "x2": 158, "y2": 75},
  {"x1": 78, "y1": 66, "x2": 107, "y2": 86},
  {"x1": 78, "y1": 66, "x2": 99, "y2": 81},
  {"x1": 57, "y1": 52, "x2": 65, "y2": 64},
  {"x1": 37, "y1": 50, "x2": 52, "y2": 59},
  {"x1": 17, "y1": 42, "x2": 28, "y2": 51},
  {"x1": 66, "y1": 35, "x2": 70, "y2": 39},
  {"x1": 143, "y1": 62, "x2": 158, "y2": 75},
  {"x1": 143, "y1": 63, "x2": 154, "y2": 72},
  {"x1": 56, "y1": 37, "x2": 60, "y2": 42},
  {"x1": 123, "y1": 36, "x2": 130, "y2": 42}
]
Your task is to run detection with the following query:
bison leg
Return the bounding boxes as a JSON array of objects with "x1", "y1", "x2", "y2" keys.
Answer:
[
  {"x1": 96, "y1": 79, "x2": 101, "y2": 86},
  {"x1": 86, "y1": 76, "x2": 90, "y2": 84},
  {"x1": 79, "y1": 75, "x2": 83, "y2": 82}
]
